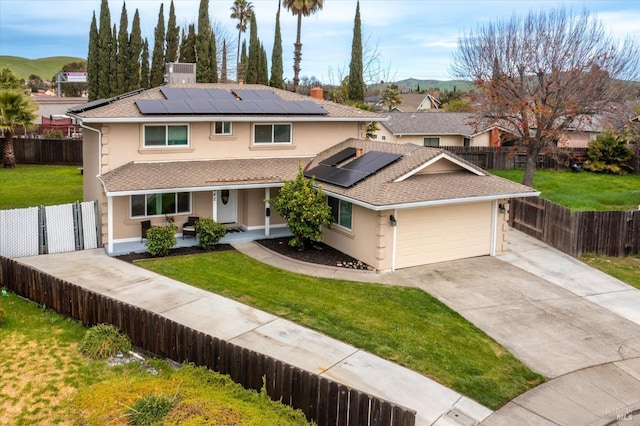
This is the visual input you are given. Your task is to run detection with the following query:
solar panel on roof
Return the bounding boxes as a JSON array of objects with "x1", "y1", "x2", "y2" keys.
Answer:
[
  {"x1": 68, "y1": 98, "x2": 111, "y2": 113},
  {"x1": 211, "y1": 100, "x2": 243, "y2": 113},
  {"x1": 136, "y1": 99, "x2": 168, "y2": 114},
  {"x1": 160, "y1": 87, "x2": 189, "y2": 99},
  {"x1": 320, "y1": 147, "x2": 357, "y2": 166},
  {"x1": 304, "y1": 164, "x2": 340, "y2": 180},
  {"x1": 343, "y1": 151, "x2": 402, "y2": 175},
  {"x1": 187, "y1": 99, "x2": 217, "y2": 113},
  {"x1": 323, "y1": 168, "x2": 369, "y2": 187},
  {"x1": 163, "y1": 100, "x2": 194, "y2": 114},
  {"x1": 297, "y1": 101, "x2": 327, "y2": 115},
  {"x1": 232, "y1": 89, "x2": 280, "y2": 101},
  {"x1": 206, "y1": 89, "x2": 236, "y2": 100}
]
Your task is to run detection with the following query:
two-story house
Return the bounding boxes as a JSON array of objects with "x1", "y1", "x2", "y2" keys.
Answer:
[{"x1": 68, "y1": 83, "x2": 537, "y2": 271}]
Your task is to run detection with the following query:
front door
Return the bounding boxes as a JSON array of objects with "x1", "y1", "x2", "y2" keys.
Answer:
[{"x1": 216, "y1": 189, "x2": 237, "y2": 224}]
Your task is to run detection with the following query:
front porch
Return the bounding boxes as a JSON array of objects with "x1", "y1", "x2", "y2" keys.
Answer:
[{"x1": 106, "y1": 226, "x2": 292, "y2": 256}]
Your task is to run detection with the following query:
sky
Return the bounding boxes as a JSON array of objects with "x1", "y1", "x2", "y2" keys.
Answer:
[{"x1": 1, "y1": 0, "x2": 639, "y2": 84}]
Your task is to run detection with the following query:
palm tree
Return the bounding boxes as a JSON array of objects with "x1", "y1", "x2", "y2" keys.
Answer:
[
  {"x1": 282, "y1": 0, "x2": 323, "y2": 92},
  {"x1": 0, "y1": 90, "x2": 37, "y2": 168},
  {"x1": 230, "y1": 0, "x2": 254, "y2": 82}
]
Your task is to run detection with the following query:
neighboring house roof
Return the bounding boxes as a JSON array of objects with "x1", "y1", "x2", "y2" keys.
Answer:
[
  {"x1": 99, "y1": 157, "x2": 312, "y2": 195},
  {"x1": 393, "y1": 93, "x2": 440, "y2": 112},
  {"x1": 305, "y1": 139, "x2": 538, "y2": 209},
  {"x1": 381, "y1": 112, "x2": 494, "y2": 137},
  {"x1": 67, "y1": 83, "x2": 385, "y2": 123}
]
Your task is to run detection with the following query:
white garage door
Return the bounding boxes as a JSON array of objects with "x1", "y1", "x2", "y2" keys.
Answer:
[{"x1": 395, "y1": 202, "x2": 493, "y2": 269}]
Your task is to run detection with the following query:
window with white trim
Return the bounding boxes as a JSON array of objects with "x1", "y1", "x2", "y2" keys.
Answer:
[
  {"x1": 328, "y1": 196, "x2": 352, "y2": 229},
  {"x1": 144, "y1": 124, "x2": 188, "y2": 147},
  {"x1": 214, "y1": 121, "x2": 232, "y2": 135},
  {"x1": 254, "y1": 123, "x2": 292, "y2": 144},
  {"x1": 423, "y1": 137, "x2": 440, "y2": 147},
  {"x1": 131, "y1": 192, "x2": 191, "y2": 217}
]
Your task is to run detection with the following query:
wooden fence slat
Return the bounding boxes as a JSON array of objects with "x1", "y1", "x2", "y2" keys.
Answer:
[{"x1": 337, "y1": 385, "x2": 349, "y2": 426}]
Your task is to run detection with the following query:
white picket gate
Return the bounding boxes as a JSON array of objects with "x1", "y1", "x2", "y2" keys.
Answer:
[{"x1": 0, "y1": 201, "x2": 100, "y2": 258}]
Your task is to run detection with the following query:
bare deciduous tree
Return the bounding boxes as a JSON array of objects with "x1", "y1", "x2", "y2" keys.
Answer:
[{"x1": 452, "y1": 7, "x2": 640, "y2": 186}]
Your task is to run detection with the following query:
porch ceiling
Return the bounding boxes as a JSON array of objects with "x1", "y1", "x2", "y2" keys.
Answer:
[{"x1": 100, "y1": 157, "x2": 313, "y2": 194}]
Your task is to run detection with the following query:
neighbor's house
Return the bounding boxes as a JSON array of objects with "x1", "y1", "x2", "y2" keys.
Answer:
[
  {"x1": 67, "y1": 83, "x2": 537, "y2": 271},
  {"x1": 395, "y1": 93, "x2": 441, "y2": 111},
  {"x1": 374, "y1": 112, "x2": 511, "y2": 148}
]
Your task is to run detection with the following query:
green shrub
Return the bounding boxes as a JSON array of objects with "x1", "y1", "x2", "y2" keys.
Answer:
[
  {"x1": 0, "y1": 307, "x2": 6, "y2": 326},
  {"x1": 583, "y1": 130, "x2": 633, "y2": 175},
  {"x1": 145, "y1": 224, "x2": 177, "y2": 257},
  {"x1": 79, "y1": 324, "x2": 132, "y2": 359},
  {"x1": 193, "y1": 218, "x2": 227, "y2": 250},
  {"x1": 42, "y1": 129, "x2": 64, "y2": 139},
  {"x1": 127, "y1": 394, "x2": 177, "y2": 425}
]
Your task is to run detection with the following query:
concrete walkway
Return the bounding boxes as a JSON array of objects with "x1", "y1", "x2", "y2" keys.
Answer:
[{"x1": 15, "y1": 228, "x2": 640, "y2": 425}]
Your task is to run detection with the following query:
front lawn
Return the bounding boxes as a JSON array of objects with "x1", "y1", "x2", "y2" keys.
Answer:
[
  {"x1": 489, "y1": 169, "x2": 640, "y2": 211},
  {"x1": 0, "y1": 165, "x2": 83, "y2": 209},
  {"x1": 139, "y1": 250, "x2": 545, "y2": 409}
]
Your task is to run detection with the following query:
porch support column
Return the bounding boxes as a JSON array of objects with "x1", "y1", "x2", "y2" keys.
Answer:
[
  {"x1": 264, "y1": 187, "x2": 271, "y2": 237},
  {"x1": 391, "y1": 208, "x2": 398, "y2": 271},
  {"x1": 107, "y1": 196, "x2": 114, "y2": 254},
  {"x1": 212, "y1": 190, "x2": 218, "y2": 222},
  {"x1": 490, "y1": 200, "x2": 498, "y2": 256}
]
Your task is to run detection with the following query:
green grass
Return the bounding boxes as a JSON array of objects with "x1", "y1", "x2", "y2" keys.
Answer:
[
  {"x1": 0, "y1": 56, "x2": 84, "y2": 81},
  {"x1": 139, "y1": 251, "x2": 545, "y2": 409},
  {"x1": 489, "y1": 169, "x2": 640, "y2": 211},
  {"x1": 0, "y1": 293, "x2": 310, "y2": 425},
  {"x1": 0, "y1": 165, "x2": 83, "y2": 209},
  {"x1": 580, "y1": 254, "x2": 640, "y2": 290}
]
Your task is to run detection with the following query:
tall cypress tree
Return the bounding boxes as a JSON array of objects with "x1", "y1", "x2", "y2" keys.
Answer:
[
  {"x1": 220, "y1": 39, "x2": 228, "y2": 82},
  {"x1": 111, "y1": 24, "x2": 117, "y2": 93},
  {"x1": 245, "y1": 14, "x2": 259, "y2": 84},
  {"x1": 259, "y1": 43, "x2": 268, "y2": 85},
  {"x1": 239, "y1": 40, "x2": 247, "y2": 82},
  {"x1": 209, "y1": 29, "x2": 218, "y2": 82},
  {"x1": 87, "y1": 12, "x2": 99, "y2": 100},
  {"x1": 140, "y1": 38, "x2": 150, "y2": 89},
  {"x1": 348, "y1": 0, "x2": 365, "y2": 102},
  {"x1": 116, "y1": 3, "x2": 129, "y2": 94},
  {"x1": 180, "y1": 24, "x2": 197, "y2": 63},
  {"x1": 269, "y1": 2, "x2": 284, "y2": 89},
  {"x1": 196, "y1": 0, "x2": 213, "y2": 82},
  {"x1": 128, "y1": 9, "x2": 142, "y2": 91},
  {"x1": 150, "y1": 3, "x2": 166, "y2": 87},
  {"x1": 165, "y1": 0, "x2": 179, "y2": 64},
  {"x1": 97, "y1": 0, "x2": 112, "y2": 99}
]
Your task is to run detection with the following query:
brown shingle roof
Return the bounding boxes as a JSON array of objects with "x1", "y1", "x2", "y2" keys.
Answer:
[
  {"x1": 306, "y1": 139, "x2": 537, "y2": 207},
  {"x1": 69, "y1": 83, "x2": 384, "y2": 121},
  {"x1": 100, "y1": 157, "x2": 312, "y2": 193}
]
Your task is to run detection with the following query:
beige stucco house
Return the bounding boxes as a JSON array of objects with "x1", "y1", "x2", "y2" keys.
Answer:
[
  {"x1": 374, "y1": 112, "x2": 511, "y2": 148},
  {"x1": 67, "y1": 83, "x2": 537, "y2": 271}
]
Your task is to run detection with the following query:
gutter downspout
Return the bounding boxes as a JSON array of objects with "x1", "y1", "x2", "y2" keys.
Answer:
[
  {"x1": 490, "y1": 200, "x2": 498, "y2": 257},
  {"x1": 78, "y1": 123, "x2": 111, "y2": 253}
]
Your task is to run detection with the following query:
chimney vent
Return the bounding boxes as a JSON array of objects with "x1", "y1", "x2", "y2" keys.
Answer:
[
  {"x1": 355, "y1": 147, "x2": 363, "y2": 158},
  {"x1": 310, "y1": 86, "x2": 324, "y2": 100}
]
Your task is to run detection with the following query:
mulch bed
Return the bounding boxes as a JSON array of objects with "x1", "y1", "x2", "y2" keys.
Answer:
[{"x1": 115, "y1": 237, "x2": 372, "y2": 271}]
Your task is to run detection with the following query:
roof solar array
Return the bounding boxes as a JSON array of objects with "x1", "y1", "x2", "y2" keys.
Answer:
[
  {"x1": 136, "y1": 88, "x2": 327, "y2": 115},
  {"x1": 305, "y1": 150, "x2": 402, "y2": 188}
]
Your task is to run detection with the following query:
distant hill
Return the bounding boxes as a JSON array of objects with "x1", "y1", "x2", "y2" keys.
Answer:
[
  {"x1": 0, "y1": 56, "x2": 85, "y2": 81},
  {"x1": 397, "y1": 78, "x2": 474, "y2": 92}
]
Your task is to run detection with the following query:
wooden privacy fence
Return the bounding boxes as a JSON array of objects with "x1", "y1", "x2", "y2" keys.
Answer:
[
  {"x1": 442, "y1": 146, "x2": 589, "y2": 170},
  {"x1": 509, "y1": 197, "x2": 640, "y2": 257},
  {"x1": 0, "y1": 257, "x2": 416, "y2": 426},
  {"x1": 2, "y1": 137, "x2": 82, "y2": 165}
]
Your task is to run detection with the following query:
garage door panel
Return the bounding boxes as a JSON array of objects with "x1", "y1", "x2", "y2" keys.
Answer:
[{"x1": 395, "y1": 203, "x2": 492, "y2": 269}]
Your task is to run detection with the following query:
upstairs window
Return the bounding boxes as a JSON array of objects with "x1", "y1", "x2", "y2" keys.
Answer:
[
  {"x1": 254, "y1": 123, "x2": 292, "y2": 144},
  {"x1": 144, "y1": 124, "x2": 188, "y2": 147},
  {"x1": 423, "y1": 137, "x2": 440, "y2": 147},
  {"x1": 214, "y1": 121, "x2": 232, "y2": 135}
]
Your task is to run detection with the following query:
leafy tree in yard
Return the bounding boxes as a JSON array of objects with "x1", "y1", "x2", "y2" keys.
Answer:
[
  {"x1": 347, "y1": 0, "x2": 365, "y2": 102},
  {"x1": 583, "y1": 130, "x2": 633, "y2": 175},
  {"x1": 245, "y1": 14, "x2": 261, "y2": 84},
  {"x1": 283, "y1": 0, "x2": 324, "y2": 92},
  {"x1": 0, "y1": 66, "x2": 22, "y2": 90},
  {"x1": 452, "y1": 7, "x2": 640, "y2": 187},
  {"x1": 271, "y1": 166, "x2": 333, "y2": 249},
  {"x1": 0, "y1": 90, "x2": 37, "y2": 168}
]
